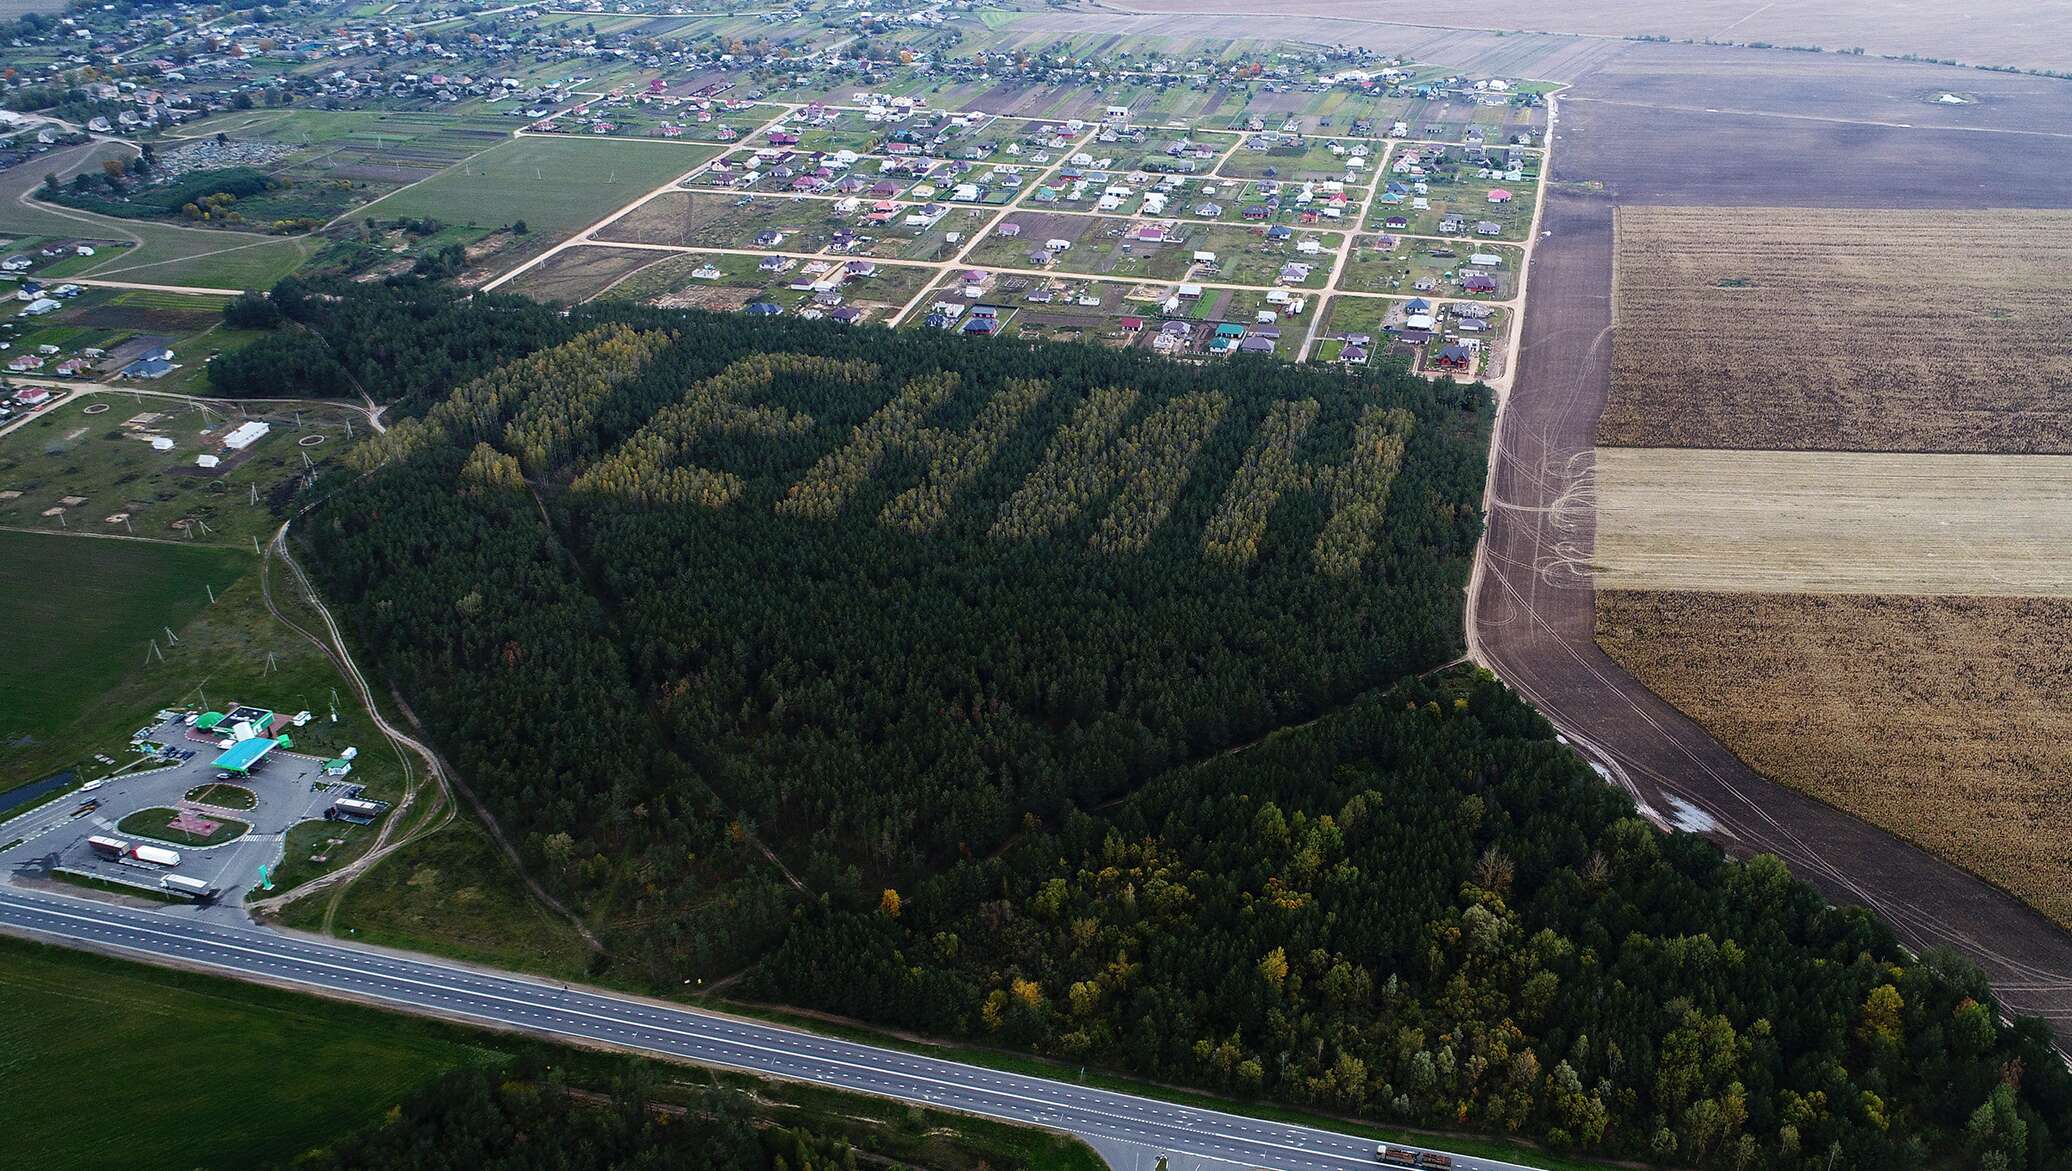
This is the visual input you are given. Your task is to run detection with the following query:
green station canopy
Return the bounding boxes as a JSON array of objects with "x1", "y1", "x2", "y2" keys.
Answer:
[{"x1": 212, "y1": 738, "x2": 279, "y2": 773}]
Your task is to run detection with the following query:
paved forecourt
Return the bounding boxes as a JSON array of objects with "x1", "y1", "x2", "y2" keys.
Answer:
[{"x1": 0, "y1": 884, "x2": 1548, "y2": 1171}]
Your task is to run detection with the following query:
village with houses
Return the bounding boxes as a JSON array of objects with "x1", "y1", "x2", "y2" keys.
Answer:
[{"x1": 2, "y1": 0, "x2": 1548, "y2": 380}]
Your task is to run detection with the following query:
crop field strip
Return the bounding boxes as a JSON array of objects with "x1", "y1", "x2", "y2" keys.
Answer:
[
  {"x1": 1591, "y1": 448, "x2": 2072, "y2": 597},
  {"x1": 1600, "y1": 206, "x2": 2072, "y2": 453},
  {"x1": 1597, "y1": 591, "x2": 2072, "y2": 928}
]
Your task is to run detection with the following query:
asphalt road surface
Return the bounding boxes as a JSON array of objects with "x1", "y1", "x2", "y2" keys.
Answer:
[{"x1": 0, "y1": 884, "x2": 1547, "y2": 1171}]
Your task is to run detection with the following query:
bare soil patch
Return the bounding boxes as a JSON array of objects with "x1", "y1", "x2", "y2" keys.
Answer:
[
  {"x1": 1597, "y1": 590, "x2": 2072, "y2": 926},
  {"x1": 1592, "y1": 448, "x2": 2072, "y2": 596},
  {"x1": 505, "y1": 246, "x2": 676, "y2": 305},
  {"x1": 1091, "y1": 1, "x2": 2072, "y2": 73},
  {"x1": 1601, "y1": 206, "x2": 2072, "y2": 452}
]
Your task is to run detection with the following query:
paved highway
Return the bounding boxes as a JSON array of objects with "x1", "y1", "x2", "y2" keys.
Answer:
[{"x1": 0, "y1": 884, "x2": 1544, "y2": 1171}]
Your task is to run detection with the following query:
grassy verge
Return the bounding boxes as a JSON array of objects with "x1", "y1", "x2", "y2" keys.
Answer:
[
  {"x1": 700, "y1": 1000, "x2": 1607, "y2": 1171},
  {"x1": 263, "y1": 816, "x2": 378, "y2": 898},
  {"x1": 697, "y1": 1072, "x2": 1109, "y2": 1171},
  {"x1": 0, "y1": 934, "x2": 507, "y2": 1171},
  {"x1": 0, "y1": 934, "x2": 1101, "y2": 1171},
  {"x1": 277, "y1": 813, "x2": 593, "y2": 981}
]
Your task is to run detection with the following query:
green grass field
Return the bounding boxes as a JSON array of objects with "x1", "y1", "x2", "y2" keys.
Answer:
[
  {"x1": 0, "y1": 393, "x2": 368, "y2": 550},
  {"x1": 0, "y1": 140, "x2": 326, "y2": 289},
  {"x1": 354, "y1": 136, "x2": 719, "y2": 237},
  {"x1": 0, "y1": 935, "x2": 1104, "y2": 1171},
  {"x1": 0, "y1": 532, "x2": 250, "y2": 788},
  {"x1": 0, "y1": 936, "x2": 508, "y2": 1171}
]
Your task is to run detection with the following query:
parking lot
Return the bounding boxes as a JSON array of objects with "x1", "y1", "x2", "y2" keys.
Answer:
[{"x1": 0, "y1": 713, "x2": 345, "y2": 918}]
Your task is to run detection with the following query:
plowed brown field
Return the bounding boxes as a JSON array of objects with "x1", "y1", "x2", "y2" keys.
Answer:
[
  {"x1": 1600, "y1": 207, "x2": 2072, "y2": 453},
  {"x1": 1598, "y1": 591, "x2": 2072, "y2": 926}
]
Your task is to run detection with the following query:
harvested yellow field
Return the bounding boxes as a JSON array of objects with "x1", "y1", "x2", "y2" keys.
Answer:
[
  {"x1": 1597, "y1": 591, "x2": 2072, "y2": 927},
  {"x1": 1591, "y1": 448, "x2": 2072, "y2": 596},
  {"x1": 1600, "y1": 206, "x2": 2072, "y2": 453}
]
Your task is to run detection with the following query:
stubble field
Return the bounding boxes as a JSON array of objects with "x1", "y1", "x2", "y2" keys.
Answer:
[
  {"x1": 1597, "y1": 591, "x2": 2072, "y2": 927},
  {"x1": 1591, "y1": 448, "x2": 2072, "y2": 595},
  {"x1": 1599, "y1": 206, "x2": 2072, "y2": 452}
]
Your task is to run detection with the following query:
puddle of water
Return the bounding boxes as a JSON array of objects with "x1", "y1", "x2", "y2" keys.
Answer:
[{"x1": 0, "y1": 771, "x2": 75, "y2": 815}]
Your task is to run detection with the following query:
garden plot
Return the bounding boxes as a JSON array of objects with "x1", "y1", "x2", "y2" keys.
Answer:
[
  {"x1": 1370, "y1": 154, "x2": 1539, "y2": 241},
  {"x1": 1336, "y1": 236, "x2": 1521, "y2": 299},
  {"x1": 970, "y1": 216, "x2": 1334, "y2": 287},
  {"x1": 601, "y1": 251, "x2": 936, "y2": 320},
  {"x1": 502, "y1": 246, "x2": 682, "y2": 305},
  {"x1": 1216, "y1": 138, "x2": 1379, "y2": 184}
]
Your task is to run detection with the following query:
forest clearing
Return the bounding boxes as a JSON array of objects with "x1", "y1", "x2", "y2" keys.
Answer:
[{"x1": 1599, "y1": 206, "x2": 2072, "y2": 453}]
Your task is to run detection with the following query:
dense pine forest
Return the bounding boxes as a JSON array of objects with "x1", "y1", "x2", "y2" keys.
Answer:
[{"x1": 245, "y1": 286, "x2": 2072, "y2": 1171}]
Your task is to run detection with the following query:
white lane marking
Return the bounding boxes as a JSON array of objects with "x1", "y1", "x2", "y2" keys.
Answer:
[
  {"x1": 0, "y1": 902, "x2": 1392, "y2": 1170},
  {"x1": 1, "y1": 889, "x2": 1534, "y2": 1171}
]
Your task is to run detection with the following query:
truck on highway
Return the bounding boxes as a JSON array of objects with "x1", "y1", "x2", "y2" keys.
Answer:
[
  {"x1": 160, "y1": 874, "x2": 218, "y2": 903},
  {"x1": 126, "y1": 844, "x2": 181, "y2": 869},
  {"x1": 1375, "y1": 1148, "x2": 1449, "y2": 1169},
  {"x1": 87, "y1": 835, "x2": 130, "y2": 860}
]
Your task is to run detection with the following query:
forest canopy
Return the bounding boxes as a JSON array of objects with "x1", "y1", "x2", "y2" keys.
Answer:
[{"x1": 283, "y1": 287, "x2": 2072, "y2": 1171}]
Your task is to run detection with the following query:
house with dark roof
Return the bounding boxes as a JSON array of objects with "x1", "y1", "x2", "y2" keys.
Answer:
[{"x1": 1432, "y1": 344, "x2": 1473, "y2": 370}]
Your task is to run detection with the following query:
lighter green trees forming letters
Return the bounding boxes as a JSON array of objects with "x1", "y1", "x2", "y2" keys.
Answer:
[
  {"x1": 572, "y1": 354, "x2": 878, "y2": 508},
  {"x1": 1202, "y1": 400, "x2": 1415, "y2": 575},
  {"x1": 353, "y1": 324, "x2": 669, "y2": 474},
  {"x1": 778, "y1": 372, "x2": 1050, "y2": 534},
  {"x1": 989, "y1": 387, "x2": 1228, "y2": 554}
]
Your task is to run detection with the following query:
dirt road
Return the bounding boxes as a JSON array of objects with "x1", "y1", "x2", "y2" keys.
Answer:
[{"x1": 1467, "y1": 187, "x2": 2072, "y2": 1036}]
